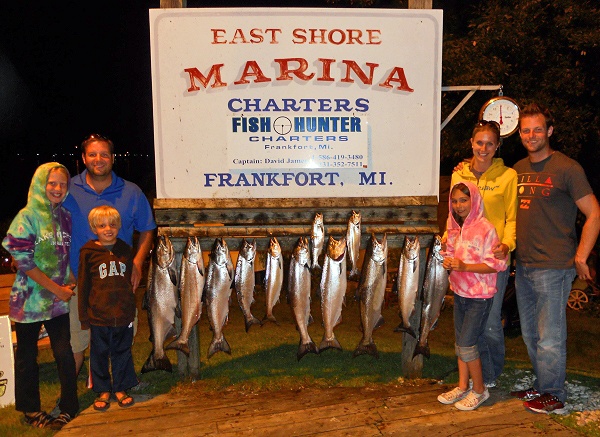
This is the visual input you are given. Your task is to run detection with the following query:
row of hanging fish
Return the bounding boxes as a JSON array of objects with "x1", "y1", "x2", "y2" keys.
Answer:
[{"x1": 141, "y1": 214, "x2": 448, "y2": 372}]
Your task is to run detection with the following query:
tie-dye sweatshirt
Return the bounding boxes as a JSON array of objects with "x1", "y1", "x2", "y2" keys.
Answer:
[
  {"x1": 445, "y1": 180, "x2": 507, "y2": 299},
  {"x1": 2, "y1": 162, "x2": 72, "y2": 323}
]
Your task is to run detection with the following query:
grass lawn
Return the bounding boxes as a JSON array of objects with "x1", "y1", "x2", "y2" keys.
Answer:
[{"x1": 2, "y1": 269, "x2": 600, "y2": 436}]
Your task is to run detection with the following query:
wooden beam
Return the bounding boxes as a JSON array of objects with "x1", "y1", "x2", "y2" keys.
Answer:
[
  {"x1": 154, "y1": 196, "x2": 438, "y2": 210},
  {"x1": 160, "y1": 0, "x2": 186, "y2": 8},
  {"x1": 408, "y1": 0, "x2": 433, "y2": 8}
]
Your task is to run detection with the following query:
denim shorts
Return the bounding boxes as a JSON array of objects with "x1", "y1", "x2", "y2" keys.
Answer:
[{"x1": 454, "y1": 294, "x2": 493, "y2": 362}]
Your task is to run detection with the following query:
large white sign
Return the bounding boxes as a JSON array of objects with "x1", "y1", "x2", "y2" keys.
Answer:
[
  {"x1": 0, "y1": 316, "x2": 15, "y2": 407},
  {"x1": 150, "y1": 8, "x2": 442, "y2": 199}
]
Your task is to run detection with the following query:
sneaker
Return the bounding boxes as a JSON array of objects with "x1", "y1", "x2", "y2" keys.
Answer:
[
  {"x1": 438, "y1": 387, "x2": 469, "y2": 405},
  {"x1": 455, "y1": 389, "x2": 490, "y2": 411},
  {"x1": 510, "y1": 387, "x2": 540, "y2": 401},
  {"x1": 523, "y1": 393, "x2": 566, "y2": 414},
  {"x1": 49, "y1": 412, "x2": 74, "y2": 430}
]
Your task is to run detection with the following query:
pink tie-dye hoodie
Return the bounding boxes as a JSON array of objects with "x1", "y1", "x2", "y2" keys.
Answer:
[{"x1": 445, "y1": 180, "x2": 507, "y2": 299}]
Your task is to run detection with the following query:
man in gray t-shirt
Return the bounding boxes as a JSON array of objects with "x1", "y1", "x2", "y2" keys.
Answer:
[{"x1": 510, "y1": 103, "x2": 600, "y2": 414}]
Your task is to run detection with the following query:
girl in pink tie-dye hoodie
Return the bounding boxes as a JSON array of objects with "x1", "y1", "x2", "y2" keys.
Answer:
[{"x1": 437, "y1": 181, "x2": 507, "y2": 411}]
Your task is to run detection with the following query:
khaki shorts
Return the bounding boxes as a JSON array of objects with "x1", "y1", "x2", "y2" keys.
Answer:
[{"x1": 69, "y1": 286, "x2": 138, "y2": 353}]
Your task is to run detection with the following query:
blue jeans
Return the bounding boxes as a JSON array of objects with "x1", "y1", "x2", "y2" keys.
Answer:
[
  {"x1": 90, "y1": 324, "x2": 138, "y2": 393},
  {"x1": 454, "y1": 295, "x2": 493, "y2": 363},
  {"x1": 515, "y1": 263, "x2": 575, "y2": 403},
  {"x1": 478, "y1": 268, "x2": 510, "y2": 384}
]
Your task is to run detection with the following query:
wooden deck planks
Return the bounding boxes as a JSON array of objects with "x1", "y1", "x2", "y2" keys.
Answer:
[{"x1": 57, "y1": 384, "x2": 579, "y2": 436}]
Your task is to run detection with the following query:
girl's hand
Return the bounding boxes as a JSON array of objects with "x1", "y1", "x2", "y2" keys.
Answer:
[
  {"x1": 445, "y1": 258, "x2": 466, "y2": 271},
  {"x1": 55, "y1": 284, "x2": 76, "y2": 302},
  {"x1": 442, "y1": 257, "x2": 453, "y2": 270},
  {"x1": 493, "y1": 243, "x2": 509, "y2": 260}
]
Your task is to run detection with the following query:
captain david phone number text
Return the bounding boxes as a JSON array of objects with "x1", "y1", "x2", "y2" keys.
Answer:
[{"x1": 316, "y1": 154, "x2": 365, "y2": 167}]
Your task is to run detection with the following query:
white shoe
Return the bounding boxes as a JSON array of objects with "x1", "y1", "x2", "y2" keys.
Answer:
[
  {"x1": 455, "y1": 389, "x2": 489, "y2": 411},
  {"x1": 438, "y1": 387, "x2": 469, "y2": 405}
]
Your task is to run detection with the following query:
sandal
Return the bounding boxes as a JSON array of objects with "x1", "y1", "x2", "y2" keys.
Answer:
[
  {"x1": 115, "y1": 392, "x2": 135, "y2": 408},
  {"x1": 93, "y1": 392, "x2": 111, "y2": 411},
  {"x1": 24, "y1": 411, "x2": 54, "y2": 428}
]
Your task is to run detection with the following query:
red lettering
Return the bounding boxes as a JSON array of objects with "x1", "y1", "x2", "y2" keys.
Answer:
[
  {"x1": 341, "y1": 60, "x2": 378, "y2": 85},
  {"x1": 248, "y1": 28, "x2": 264, "y2": 44},
  {"x1": 347, "y1": 29, "x2": 363, "y2": 44},
  {"x1": 367, "y1": 29, "x2": 381, "y2": 44},
  {"x1": 211, "y1": 29, "x2": 226, "y2": 44},
  {"x1": 184, "y1": 66, "x2": 227, "y2": 90},
  {"x1": 328, "y1": 29, "x2": 346, "y2": 45},
  {"x1": 233, "y1": 61, "x2": 272, "y2": 85},
  {"x1": 379, "y1": 67, "x2": 414, "y2": 92},
  {"x1": 292, "y1": 29, "x2": 307, "y2": 44},
  {"x1": 264, "y1": 29, "x2": 282, "y2": 44},
  {"x1": 309, "y1": 29, "x2": 327, "y2": 44},
  {"x1": 274, "y1": 58, "x2": 315, "y2": 81},
  {"x1": 230, "y1": 29, "x2": 248, "y2": 44},
  {"x1": 317, "y1": 58, "x2": 335, "y2": 82}
]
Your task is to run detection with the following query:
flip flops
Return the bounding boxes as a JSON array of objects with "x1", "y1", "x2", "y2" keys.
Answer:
[
  {"x1": 93, "y1": 393, "x2": 111, "y2": 412},
  {"x1": 23, "y1": 411, "x2": 54, "y2": 428},
  {"x1": 115, "y1": 392, "x2": 135, "y2": 408}
]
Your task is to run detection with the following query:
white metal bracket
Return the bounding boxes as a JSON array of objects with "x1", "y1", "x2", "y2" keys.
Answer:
[{"x1": 440, "y1": 85, "x2": 503, "y2": 131}]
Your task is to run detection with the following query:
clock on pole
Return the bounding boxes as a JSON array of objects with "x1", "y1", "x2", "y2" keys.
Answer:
[{"x1": 479, "y1": 95, "x2": 520, "y2": 137}]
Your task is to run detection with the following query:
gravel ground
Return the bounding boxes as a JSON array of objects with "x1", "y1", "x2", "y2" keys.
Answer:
[{"x1": 504, "y1": 369, "x2": 600, "y2": 426}]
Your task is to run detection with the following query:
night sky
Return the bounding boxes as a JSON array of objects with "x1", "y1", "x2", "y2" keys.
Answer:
[
  {"x1": 0, "y1": 2, "x2": 161, "y2": 221},
  {"x1": 0, "y1": 1, "x2": 459, "y2": 223}
]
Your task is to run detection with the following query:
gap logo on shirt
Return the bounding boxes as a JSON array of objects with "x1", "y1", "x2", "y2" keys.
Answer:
[{"x1": 99, "y1": 261, "x2": 126, "y2": 279}]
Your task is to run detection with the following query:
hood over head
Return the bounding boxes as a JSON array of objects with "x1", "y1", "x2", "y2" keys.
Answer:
[
  {"x1": 27, "y1": 162, "x2": 71, "y2": 211},
  {"x1": 448, "y1": 180, "x2": 483, "y2": 229}
]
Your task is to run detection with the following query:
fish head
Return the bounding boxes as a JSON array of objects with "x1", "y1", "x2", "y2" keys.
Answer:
[
  {"x1": 268, "y1": 237, "x2": 282, "y2": 258},
  {"x1": 155, "y1": 235, "x2": 175, "y2": 268},
  {"x1": 293, "y1": 237, "x2": 311, "y2": 266},
  {"x1": 370, "y1": 234, "x2": 388, "y2": 264},
  {"x1": 327, "y1": 235, "x2": 347, "y2": 261},
  {"x1": 403, "y1": 236, "x2": 420, "y2": 260},
  {"x1": 210, "y1": 238, "x2": 229, "y2": 266},
  {"x1": 239, "y1": 238, "x2": 257, "y2": 262},
  {"x1": 184, "y1": 236, "x2": 202, "y2": 264},
  {"x1": 312, "y1": 213, "x2": 324, "y2": 233},
  {"x1": 349, "y1": 210, "x2": 361, "y2": 226},
  {"x1": 432, "y1": 235, "x2": 444, "y2": 261}
]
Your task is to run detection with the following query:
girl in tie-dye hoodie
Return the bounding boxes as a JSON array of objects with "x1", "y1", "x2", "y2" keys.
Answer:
[
  {"x1": 437, "y1": 181, "x2": 507, "y2": 411},
  {"x1": 2, "y1": 162, "x2": 79, "y2": 428}
]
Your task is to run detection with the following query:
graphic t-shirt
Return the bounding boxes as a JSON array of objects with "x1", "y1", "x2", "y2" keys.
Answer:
[{"x1": 514, "y1": 151, "x2": 593, "y2": 269}]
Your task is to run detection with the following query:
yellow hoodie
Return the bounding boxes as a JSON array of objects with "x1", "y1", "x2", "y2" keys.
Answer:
[{"x1": 450, "y1": 158, "x2": 517, "y2": 252}]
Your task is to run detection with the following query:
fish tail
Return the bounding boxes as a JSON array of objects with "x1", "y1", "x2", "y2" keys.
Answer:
[
  {"x1": 319, "y1": 336, "x2": 343, "y2": 353},
  {"x1": 207, "y1": 336, "x2": 232, "y2": 358},
  {"x1": 393, "y1": 323, "x2": 416, "y2": 338},
  {"x1": 245, "y1": 315, "x2": 262, "y2": 332},
  {"x1": 413, "y1": 342, "x2": 430, "y2": 359},
  {"x1": 297, "y1": 341, "x2": 319, "y2": 361},
  {"x1": 352, "y1": 341, "x2": 379, "y2": 359},
  {"x1": 141, "y1": 351, "x2": 173, "y2": 374},
  {"x1": 261, "y1": 314, "x2": 279, "y2": 325},
  {"x1": 164, "y1": 337, "x2": 191, "y2": 356}
]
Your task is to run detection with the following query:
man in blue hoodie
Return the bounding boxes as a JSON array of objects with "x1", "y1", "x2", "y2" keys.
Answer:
[{"x1": 63, "y1": 134, "x2": 156, "y2": 376}]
